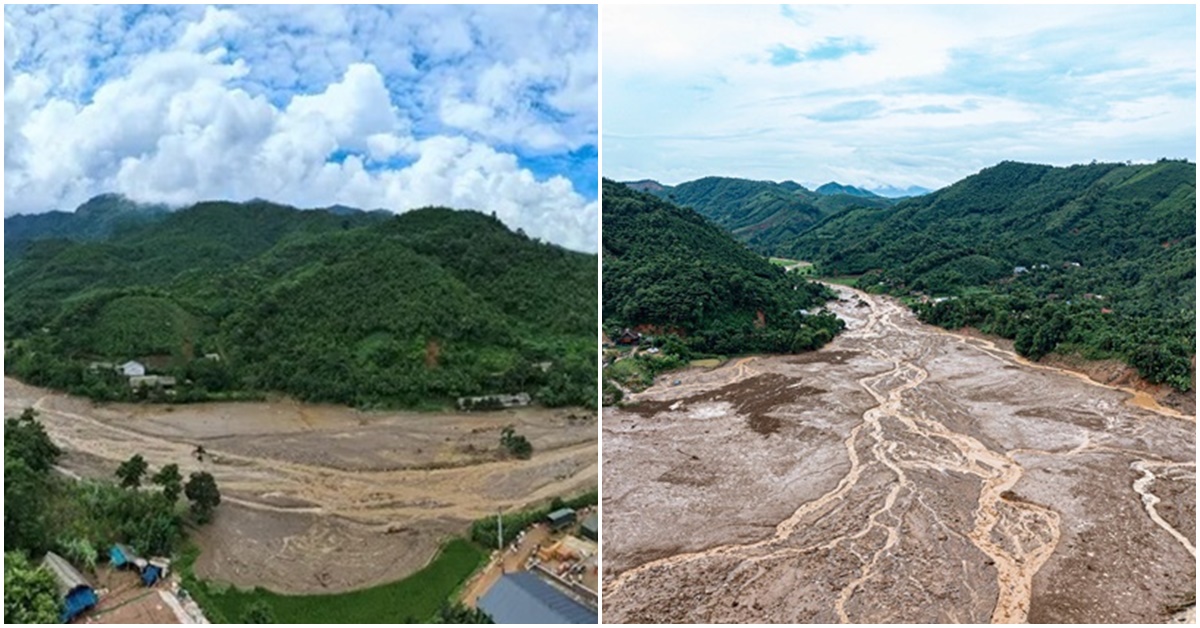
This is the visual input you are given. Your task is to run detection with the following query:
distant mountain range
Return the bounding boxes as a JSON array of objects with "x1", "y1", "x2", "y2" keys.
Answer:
[{"x1": 621, "y1": 176, "x2": 912, "y2": 256}]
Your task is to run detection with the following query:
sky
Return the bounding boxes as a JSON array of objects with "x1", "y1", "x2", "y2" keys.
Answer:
[
  {"x1": 4, "y1": 5, "x2": 598, "y2": 251},
  {"x1": 603, "y1": 4, "x2": 1196, "y2": 194}
]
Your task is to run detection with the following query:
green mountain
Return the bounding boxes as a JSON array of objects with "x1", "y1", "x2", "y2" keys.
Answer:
[
  {"x1": 814, "y1": 182, "x2": 879, "y2": 198},
  {"x1": 602, "y1": 179, "x2": 842, "y2": 356},
  {"x1": 5, "y1": 201, "x2": 597, "y2": 409},
  {"x1": 627, "y1": 176, "x2": 895, "y2": 256},
  {"x1": 4, "y1": 194, "x2": 171, "y2": 262},
  {"x1": 791, "y1": 159, "x2": 1196, "y2": 391}
]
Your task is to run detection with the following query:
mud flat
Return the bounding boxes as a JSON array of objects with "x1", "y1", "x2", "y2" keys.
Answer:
[
  {"x1": 602, "y1": 285, "x2": 1195, "y2": 623},
  {"x1": 4, "y1": 379, "x2": 597, "y2": 593}
]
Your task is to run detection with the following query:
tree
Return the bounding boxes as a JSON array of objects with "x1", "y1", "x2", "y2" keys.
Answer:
[
  {"x1": 4, "y1": 456, "x2": 50, "y2": 553},
  {"x1": 115, "y1": 454, "x2": 149, "y2": 489},
  {"x1": 152, "y1": 464, "x2": 183, "y2": 503},
  {"x1": 499, "y1": 426, "x2": 533, "y2": 460},
  {"x1": 56, "y1": 537, "x2": 98, "y2": 572},
  {"x1": 3, "y1": 552, "x2": 62, "y2": 624},
  {"x1": 240, "y1": 600, "x2": 276, "y2": 623},
  {"x1": 436, "y1": 603, "x2": 493, "y2": 623},
  {"x1": 184, "y1": 471, "x2": 221, "y2": 523},
  {"x1": 4, "y1": 409, "x2": 61, "y2": 473}
]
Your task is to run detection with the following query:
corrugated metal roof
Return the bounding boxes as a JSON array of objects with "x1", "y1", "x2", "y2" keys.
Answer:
[
  {"x1": 547, "y1": 508, "x2": 575, "y2": 522},
  {"x1": 581, "y1": 512, "x2": 598, "y2": 537},
  {"x1": 42, "y1": 552, "x2": 91, "y2": 595},
  {"x1": 478, "y1": 572, "x2": 597, "y2": 624}
]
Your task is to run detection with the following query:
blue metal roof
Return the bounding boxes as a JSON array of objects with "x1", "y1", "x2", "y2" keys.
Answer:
[{"x1": 478, "y1": 572, "x2": 597, "y2": 624}]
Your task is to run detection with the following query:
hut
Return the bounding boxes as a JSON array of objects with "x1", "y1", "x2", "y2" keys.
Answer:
[
  {"x1": 580, "y1": 512, "x2": 598, "y2": 542},
  {"x1": 108, "y1": 543, "x2": 141, "y2": 569},
  {"x1": 478, "y1": 572, "x2": 597, "y2": 624},
  {"x1": 546, "y1": 508, "x2": 576, "y2": 530},
  {"x1": 42, "y1": 552, "x2": 98, "y2": 623}
]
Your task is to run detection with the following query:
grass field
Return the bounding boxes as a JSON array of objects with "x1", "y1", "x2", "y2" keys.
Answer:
[
  {"x1": 187, "y1": 539, "x2": 487, "y2": 623},
  {"x1": 689, "y1": 358, "x2": 723, "y2": 368}
]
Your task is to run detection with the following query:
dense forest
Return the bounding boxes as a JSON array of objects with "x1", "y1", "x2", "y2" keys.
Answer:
[
  {"x1": 5, "y1": 198, "x2": 597, "y2": 409},
  {"x1": 790, "y1": 160, "x2": 1196, "y2": 391},
  {"x1": 626, "y1": 176, "x2": 897, "y2": 256},
  {"x1": 602, "y1": 180, "x2": 843, "y2": 357}
]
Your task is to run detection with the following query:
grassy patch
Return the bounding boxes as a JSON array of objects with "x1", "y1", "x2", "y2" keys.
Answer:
[
  {"x1": 186, "y1": 538, "x2": 487, "y2": 623},
  {"x1": 689, "y1": 358, "x2": 723, "y2": 368}
]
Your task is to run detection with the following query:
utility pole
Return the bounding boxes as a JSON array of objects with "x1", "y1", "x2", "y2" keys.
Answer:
[{"x1": 497, "y1": 508, "x2": 504, "y2": 573}]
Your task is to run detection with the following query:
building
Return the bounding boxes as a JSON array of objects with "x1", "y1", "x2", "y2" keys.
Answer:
[
  {"x1": 580, "y1": 512, "x2": 598, "y2": 542},
  {"x1": 546, "y1": 508, "x2": 576, "y2": 530},
  {"x1": 108, "y1": 543, "x2": 141, "y2": 569},
  {"x1": 128, "y1": 375, "x2": 177, "y2": 389},
  {"x1": 478, "y1": 572, "x2": 597, "y2": 624},
  {"x1": 456, "y1": 393, "x2": 532, "y2": 411},
  {"x1": 616, "y1": 329, "x2": 641, "y2": 345},
  {"x1": 120, "y1": 360, "x2": 146, "y2": 377},
  {"x1": 42, "y1": 552, "x2": 98, "y2": 623}
]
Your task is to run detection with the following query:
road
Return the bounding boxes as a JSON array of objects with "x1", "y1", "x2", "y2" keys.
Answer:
[{"x1": 602, "y1": 285, "x2": 1195, "y2": 623}]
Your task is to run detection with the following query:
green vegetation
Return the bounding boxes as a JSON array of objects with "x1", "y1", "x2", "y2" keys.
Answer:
[
  {"x1": 791, "y1": 160, "x2": 1196, "y2": 390},
  {"x1": 603, "y1": 180, "x2": 844, "y2": 357},
  {"x1": 4, "y1": 552, "x2": 62, "y2": 624},
  {"x1": 4, "y1": 193, "x2": 170, "y2": 264},
  {"x1": 638, "y1": 176, "x2": 895, "y2": 255},
  {"x1": 470, "y1": 489, "x2": 598, "y2": 550},
  {"x1": 5, "y1": 199, "x2": 597, "y2": 410},
  {"x1": 115, "y1": 453, "x2": 149, "y2": 489},
  {"x1": 499, "y1": 426, "x2": 533, "y2": 460},
  {"x1": 184, "y1": 471, "x2": 221, "y2": 524},
  {"x1": 5, "y1": 410, "x2": 216, "y2": 556},
  {"x1": 187, "y1": 538, "x2": 487, "y2": 623},
  {"x1": 436, "y1": 602, "x2": 494, "y2": 623}
]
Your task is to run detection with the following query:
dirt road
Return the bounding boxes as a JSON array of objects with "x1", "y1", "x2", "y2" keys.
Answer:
[
  {"x1": 602, "y1": 286, "x2": 1195, "y2": 623},
  {"x1": 4, "y1": 380, "x2": 597, "y2": 593}
]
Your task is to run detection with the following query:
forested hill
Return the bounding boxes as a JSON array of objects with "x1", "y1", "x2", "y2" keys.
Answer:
[
  {"x1": 4, "y1": 194, "x2": 171, "y2": 262},
  {"x1": 791, "y1": 159, "x2": 1197, "y2": 392},
  {"x1": 602, "y1": 179, "x2": 843, "y2": 355},
  {"x1": 625, "y1": 176, "x2": 896, "y2": 256},
  {"x1": 5, "y1": 201, "x2": 597, "y2": 409}
]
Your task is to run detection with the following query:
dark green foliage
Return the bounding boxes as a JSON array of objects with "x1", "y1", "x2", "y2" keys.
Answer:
[
  {"x1": 241, "y1": 600, "x2": 277, "y2": 623},
  {"x1": 603, "y1": 180, "x2": 844, "y2": 356},
  {"x1": 152, "y1": 464, "x2": 184, "y2": 503},
  {"x1": 115, "y1": 454, "x2": 149, "y2": 489},
  {"x1": 4, "y1": 410, "x2": 191, "y2": 560},
  {"x1": 184, "y1": 472, "x2": 221, "y2": 524},
  {"x1": 184, "y1": 539, "x2": 487, "y2": 623},
  {"x1": 4, "y1": 194, "x2": 170, "y2": 264},
  {"x1": 794, "y1": 160, "x2": 1196, "y2": 390},
  {"x1": 469, "y1": 489, "x2": 598, "y2": 549},
  {"x1": 4, "y1": 552, "x2": 62, "y2": 624},
  {"x1": 638, "y1": 176, "x2": 895, "y2": 255},
  {"x1": 437, "y1": 603, "x2": 494, "y2": 623},
  {"x1": 5, "y1": 200, "x2": 597, "y2": 410},
  {"x1": 4, "y1": 409, "x2": 61, "y2": 473},
  {"x1": 499, "y1": 426, "x2": 533, "y2": 460}
]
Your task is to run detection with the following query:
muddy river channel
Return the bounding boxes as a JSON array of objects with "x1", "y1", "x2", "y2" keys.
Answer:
[
  {"x1": 603, "y1": 286, "x2": 1195, "y2": 623},
  {"x1": 4, "y1": 380, "x2": 597, "y2": 594}
]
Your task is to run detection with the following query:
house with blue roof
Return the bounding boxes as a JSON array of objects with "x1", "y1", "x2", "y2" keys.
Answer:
[{"x1": 478, "y1": 571, "x2": 597, "y2": 624}]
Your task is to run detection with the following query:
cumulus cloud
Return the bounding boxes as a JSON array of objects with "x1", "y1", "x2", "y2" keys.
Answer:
[{"x1": 3, "y1": 5, "x2": 598, "y2": 252}]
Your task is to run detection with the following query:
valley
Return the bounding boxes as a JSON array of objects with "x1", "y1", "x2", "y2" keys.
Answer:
[
  {"x1": 602, "y1": 285, "x2": 1195, "y2": 623},
  {"x1": 4, "y1": 378, "x2": 597, "y2": 594}
]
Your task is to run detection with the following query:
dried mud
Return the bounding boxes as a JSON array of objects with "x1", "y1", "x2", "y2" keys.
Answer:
[
  {"x1": 4, "y1": 380, "x2": 597, "y2": 593},
  {"x1": 602, "y1": 286, "x2": 1195, "y2": 623}
]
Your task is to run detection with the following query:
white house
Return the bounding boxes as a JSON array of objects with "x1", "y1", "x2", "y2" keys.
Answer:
[{"x1": 119, "y1": 361, "x2": 146, "y2": 377}]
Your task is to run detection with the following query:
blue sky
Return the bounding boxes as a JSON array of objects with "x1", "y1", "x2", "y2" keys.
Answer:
[
  {"x1": 603, "y1": 5, "x2": 1196, "y2": 193},
  {"x1": 4, "y1": 5, "x2": 598, "y2": 251}
]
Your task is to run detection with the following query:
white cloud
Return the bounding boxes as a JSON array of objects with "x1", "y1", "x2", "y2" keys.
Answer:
[
  {"x1": 3, "y1": 6, "x2": 598, "y2": 252},
  {"x1": 603, "y1": 5, "x2": 1196, "y2": 189}
]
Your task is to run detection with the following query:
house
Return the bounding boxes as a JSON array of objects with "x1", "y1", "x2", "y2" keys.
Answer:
[
  {"x1": 42, "y1": 552, "x2": 98, "y2": 623},
  {"x1": 120, "y1": 360, "x2": 146, "y2": 377},
  {"x1": 546, "y1": 508, "x2": 576, "y2": 530},
  {"x1": 616, "y1": 329, "x2": 641, "y2": 345},
  {"x1": 477, "y1": 572, "x2": 597, "y2": 624},
  {"x1": 601, "y1": 331, "x2": 613, "y2": 348},
  {"x1": 88, "y1": 361, "x2": 116, "y2": 372},
  {"x1": 108, "y1": 543, "x2": 141, "y2": 569},
  {"x1": 580, "y1": 512, "x2": 598, "y2": 542},
  {"x1": 129, "y1": 375, "x2": 177, "y2": 389},
  {"x1": 456, "y1": 393, "x2": 532, "y2": 411},
  {"x1": 1012, "y1": 266, "x2": 1028, "y2": 275}
]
